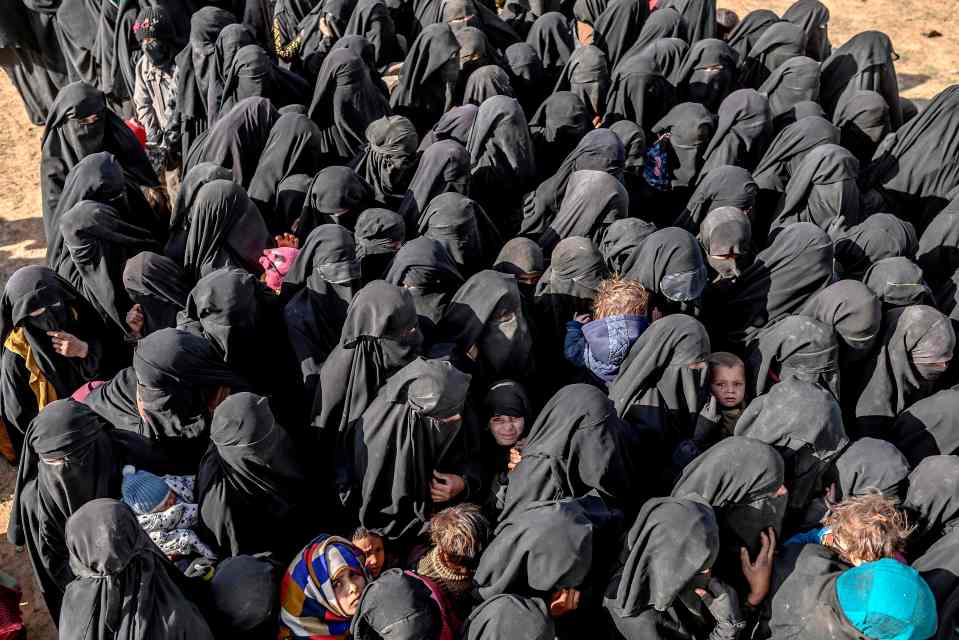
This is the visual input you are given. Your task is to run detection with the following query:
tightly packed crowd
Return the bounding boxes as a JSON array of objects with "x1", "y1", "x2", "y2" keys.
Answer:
[{"x1": 2, "y1": 0, "x2": 959, "y2": 637}]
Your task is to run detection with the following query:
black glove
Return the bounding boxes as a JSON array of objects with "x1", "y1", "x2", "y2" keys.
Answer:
[{"x1": 701, "y1": 578, "x2": 746, "y2": 640}]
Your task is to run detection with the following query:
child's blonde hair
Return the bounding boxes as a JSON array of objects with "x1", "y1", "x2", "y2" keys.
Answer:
[
  {"x1": 429, "y1": 503, "x2": 490, "y2": 569},
  {"x1": 592, "y1": 277, "x2": 650, "y2": 319},
  {"x1": 823, "y1": 493, "x2": 914, "y2": 565},
  {"x1": 707, "y1": 352, "x2": 746, "y2": 375}
]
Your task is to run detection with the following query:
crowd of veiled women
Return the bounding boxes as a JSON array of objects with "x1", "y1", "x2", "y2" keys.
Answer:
[{"x1": 4, "y1": 0, "x2": 959, "y2": 636}]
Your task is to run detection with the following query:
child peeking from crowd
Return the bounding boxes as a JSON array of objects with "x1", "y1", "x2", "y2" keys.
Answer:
[
  {"x1": 564, "y1": 277, "x2": 650, "y2": 387},
  {"x1": 132, "y1": 7, "x2": 177, "y2": 148},
  {"x1": 121, "y1": 465, "x2": 216, "y2": 562},
  {"x1": 351, "y1": 527, "x2": 386, "y2": 579},
  {"x1": 708, "y1": 351, "x2": 748, "y2": 437}
]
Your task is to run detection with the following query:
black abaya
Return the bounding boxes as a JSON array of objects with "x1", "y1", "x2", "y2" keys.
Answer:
[
  {"x1": 164, "y1": 162, "x2": 234, "y2": 264},
  {"x1": 352, "y1": 115, "x2": 420, "y2": 211},
  {"x1": 834, "y1": 213, "x2": 917, "y2": 280},
  {"x1": 385, "y1": 236, "x2": 466, "y2": 339},
  {"x1": 541, "y1": 169, "x2": 628, "y2": 256},
  {"x1": 397, "y1": 139, "x2": 470, "y2": 230},
  {"x1": 121, "y1": 252, "x2": 190, "y2": 338}
]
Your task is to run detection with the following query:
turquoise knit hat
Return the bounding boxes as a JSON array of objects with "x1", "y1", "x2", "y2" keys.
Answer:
[
  {"x1": 121, "y1": 465, "x2": 171, "y2": 515},
  {"x1": 836, "y1": 558, "x2": 938, "y2": 640}
]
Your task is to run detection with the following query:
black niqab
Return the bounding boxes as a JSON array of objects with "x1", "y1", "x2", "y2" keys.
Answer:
[
  {"x1": 835, "y1": 213, "x2": 917, "y2": 280},
  {"x1": 397, "y1": 139, "x2": 470, "y2": 229},
  {"x1": 121, "y1": 252, "x2": 190, "y2": 338},
  {"x1": 385, "y1": 236, "x2": 466, "y2": 339},
  {"x1": 295, "y1": 166, "x2": 375, "y2": 239},
  {"x1": 352, "y1": 115, "x2": 420, "y2": 211}
]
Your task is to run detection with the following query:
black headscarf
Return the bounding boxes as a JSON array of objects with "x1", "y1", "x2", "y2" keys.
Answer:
[
  {"x1": 675, "y1": 165, "x2": 758, "y2": 232},
  {"x1": 191, "y1": 96, "x2": 280, "y2": 188},
  {"x1": 501, "y1": 383, "x2": 635, "y2": 520},
  {"x1": 55, "y1": 201, "x2": 159, "y2": 338},
  {"x1": 553, "y1": 45, "x2": 610, "y2": 124},
  {"x1": 833, "y1": 90, "x2": 891, "y2": 163},
  {"x1": 892, "y1": 388, "x2": 959, "y2": 467},
  {"x1": 738, "y1": 22, "x2": 806, "y2": 90},
  {"x1": 295, "y1": 167, "x2": 375, "y2": 239},
  {"x1": 354, "y1": 209, "x2": 406, "y2": 283},
  {"x1": 183, "y1": 179, "x2": 270, "y2": 281},
  {"x1": 527, "y1": 92, "x2": 591, "y2": 179},
  {"x1": 782, "y1": 0, "x2": 831, "y2": 61},
  {"x1": 419, "y1": 193, "x2": 501, "y2": 276},
  {"x1": 620, "y1": 7, "x2": 687, "y2": 65},
  {"x1": 770, "y1": 143, "x2": 861, "y2": 239},
  {"x1": 610, "y1": 314, "x2": 711, "y2": 448},
  {"x1": 284, "y1": 225, "x2": 361, "y2": 393},
  {"x1": 749, "y1": 314, "x2": 839, "y2": 399},
  {"x1": 196, "y1": 392, "x2": 310, "y2": 558},
  {"x1": 45, "y1": 152, "x2": 129, "y2": 271},
  {"x1": 467, "y1": 96, "x2": 537, "y2": 230},
  {"x1": 121, "y1": 252, "x2": 190, "y2": 338},
  {"x1": 634, "y1": 37, "x2": 690, "y2": 86},
  {"x1": 419, "y1": 104, "x2": 480, "y2": 150},
  {"x1": 165, "y1": 163, "x2": 234, "y2": 265},
  {"x1": 752, "y1": 115, "x2": 840, "y2": 193},
  {"x1": 676, "y1": 38, "x2": 737, "y2": 113},
  {"x1": 835, "y1": 213, "x2": 917, "y2": 280},
  {"x1": 40, "y1": 83, "x2": 158, "y2": 243},
  {"x1": 462, "y1": 594, "x2": 554, "y2": 640},
  {"x1": 541, "y1": 169, "x2": 628, "y2": 256},
  {"x1": 700, "y1": 89, "x2": 773, "y2": 177},
  {"x1": 820, "y1": 31, "x2": 901, "y2": 130},
  {"x1": 351, "y1": 569, "x2": 445, "y2": 639},
  {"x1": 525, "y1": 12, "x2": 574, "y2": 85},
  {"x1": 205, "y1": 24, "x2": 258, "y2": 125},
  {"x1": 352, "y1": 116, "x2": 420, "y2": 211},
  {"x1": 726, "y1": 8, "x2": 778, "y2": 61},
  {"x1": 864, "y1": 85, "x2": 959, "y2": 228},
  {"x1": 314, "y1": 280, "x2": 421, "y2": 439},
  {"x1": 397, "y1": 139, "x2": 470, "y2": 230},
  {"x1": 504, "y1": 43, "x2": 547, "y2": 116},
  {"x1": 463, "y1": 65, "x2": 516, "y2": 106},
  {"x1": 735, "y1": 378, "x2": 848, "y2": 512},
  {"x1": 86, "y1": 328, "x2": 247, "y2": 445},
  {"x1": 708, "y1": 222, "x2": 833, "y2": 348},
  {"x1": 798, "y1": 280, "x2": 882, "y2": 363},
  {"x1": 918, "y1": 199, "x2": 959, "y2": 317},
  {"x1": 600, "y1": 218, "x2": 657, "y2": 275},
  {"x1": 625, "y1": 227, "x2": 707, "y2": 312},
  {"x1": 385, "y1": 236, "x2": 466, "y2": 339},
  {"x1": 309, "y1": 48, "x2": 390, "y2": 162},
  {"x1": 603, "y1": 49, "x2": 677, "y2": 133},
  {"x1": 522, "y1": 127, "x2": 624, "y2": 238},
  {"x1": 247, "y1": 113, "x2": 324, "y2": 234},
  {"x1": 662, "y1": 0, "x2": 715, "y2": 43},
  {"x1": 352, "y1": 357, "x2": 472, "y2": 540},
  {"x1": 594, "y1": 0, "x2": 649, "y2": 69},
  {"x1": 7, "y1": 400, "x2": 117, "y2": 622},
  {"x1": 475, "y1": 497, "x2": 600, "y2": 600},
  {"x1": 346, "y1": 0, "x2": 406, "y2": 71},
  {"x1": 494, "y1": 237, "x2": 546, "y2": 285},
  {"x1": 698, "y1": 206, "x2": 753, "y2": 282},
  {"x1": 758, "y1": 55, "x2": 821, "y2": 127},
  {"x1": 863, "y1": 257, "x2": 935, "y2": 311},
  {"x1": 832, "y1": 437, "x2": 909, "y2": 502},
  {"x1": 390, "y1": 23, "x2": 461, "y2": 133},
  {"x1": 59, "y1": 499, "x2": 214, "y2": 639},
  {"x1": 856, "y1": 305, "x2": 956, "y2": 438},
  {"x1": 650, "y1": 102, "x2": 715, "y2": 190},
  {"x1": 671, "y1": 436, "x2": 785, "y2": 558},
  {"x1": 0, "y1": 267, "x2": 114, "y2": 436}
]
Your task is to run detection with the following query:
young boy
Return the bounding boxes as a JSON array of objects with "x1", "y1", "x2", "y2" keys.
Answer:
[
  {"x1": 708, "y1": 351, "x2": 747, "y2": 437},
  {"x1": 351, "y1": 527, "x2": 386, "y2": 579},
  {"x1": 564, "y1": 277, "x2": 650, "y2": 388}
]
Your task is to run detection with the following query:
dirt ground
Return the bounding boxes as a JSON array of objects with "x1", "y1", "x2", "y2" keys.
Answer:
[{"x1": 0, "y1": 1, "x2": 957, "y2": 636}]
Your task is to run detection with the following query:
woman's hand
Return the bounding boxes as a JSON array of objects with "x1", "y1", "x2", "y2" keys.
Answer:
[
  {"x1": 126, "y1": 304, "x2": 145, "y2": 338},
  {"x1": 548, "y1": 588, "x2": 581, "y2": 617},
  {"x1": 507, "y1": 446, "x2": 523, "y2": 472},
  {"x1": 430, "y1": 471, "x2": 465, "y2": 502},
  {"x1": 740, "y1": 527, "x2": 776, "y2": 606},
  {"x1": 275, "y1": 233, "x2": 298, "y2": 248},
  {"x1": 48, "y1": 331, "x2": 89, "y2": 358}
]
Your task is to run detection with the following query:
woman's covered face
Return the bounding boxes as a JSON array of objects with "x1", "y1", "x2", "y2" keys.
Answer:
[
  {"x1": 354, "y1": 535, "x2": 385, "y2": 578},
  {"x1": 333, "y1": 568, "x2": 367, "y2": 616},
  {"x1": 489, "y1": 414, "x2": 524, "y2": 446},
  {"x1": 69, "y1": 112, "x2": 105, "y2": 153}
]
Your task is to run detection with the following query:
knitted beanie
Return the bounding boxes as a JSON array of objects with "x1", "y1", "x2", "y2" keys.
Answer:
[{"x1": 121, "y1": 465, "x2": 171, "y2": 515}]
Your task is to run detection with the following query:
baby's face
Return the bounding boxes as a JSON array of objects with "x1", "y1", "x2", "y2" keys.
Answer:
[
  {"x1": 151, "y1": 489, "x2": 177, "y2": 514},
  {"x1": 710, "y1": 365, "x2": 746, "y2": 409}
]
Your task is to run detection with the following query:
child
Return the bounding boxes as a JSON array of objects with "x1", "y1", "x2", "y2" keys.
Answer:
[
  {"x1": 708, "y1": 351, "x2": 747, "y2": 437},
  {"x1": 351, "y1": 527, "x2": 386, "y2": 579},
  {"x1": 785, "y1": 493, "x2": 914, "y2": 566},
  {"x1": 416, "y1": 504, "x2": 491, "y2": 620},
  {"x1": 564, "y1": 277, "x2": 650, "y2": 387},
  {"x1": 121, "y1": 465, "x2": 216, "y2": 562}
]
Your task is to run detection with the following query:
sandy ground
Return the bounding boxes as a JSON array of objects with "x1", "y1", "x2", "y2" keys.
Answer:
[{"x1": 0, "y1": 1, "x2": 957, "y2": 636}]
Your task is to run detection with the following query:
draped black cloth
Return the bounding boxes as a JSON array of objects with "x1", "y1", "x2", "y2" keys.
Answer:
[
  {"x1": 675, "y1": 165, "x2": 757, "y2": 232},
  {"x1": 737, "y1": 22, "x2": 805, "y2": 90},
  {"x1": 121, "y1": 252, "x2": 190, "y2": 338},
  {"x1": 354, "y1": 208, "x2": 405, "y2": 282},
  {"x1": 196, "y1": 392, "x2": 311, "y2": 558},
  {"x1": 752, "y1": 114, "x2": 839, "y2": 197},
  {"x1": 662, "y1": 0, "x2": 715, "y2": 43},
  {"x1": 386, "y1": 236, "x2": 465, "y2": 339},
  {"x1": 782, "y1": 0, "x2": 831, "y2": 61},
  {"x1": 346, "y1": 0, "x2": 406, "y2": 71},
  {"x1": 748, "y1": 314, "x2": 839, "y2": 399},
  {"x1": 700, "y1": 88, "x2": 772, "y2": 177},
  {"x1": 820, "y1": 30, "x2": 901, "y2": 130},
  {"x1": 541, "y1": 169, "x2": 627, "y2": 256},
  {"x1": 525, "y1": 12, "x2": 574, "y2": 86},
  {"x1": 397, "y1": 139, "x2": 471, "y2": 230},
  {"x1": 832, "y1": 436, "x2": 909, "y2": 501},
  {"x1": 726, "y1": 8, "x2": 778, "y2": 61},
  {"x1": 892, "y1": 387, "x2": 959, "y2": 467},
  {"x1": 418, "y1": 193, "x2": 502, "y2": 276},
  {"x1": 863, "y1": 257, "x2": 935, "y2": 311},
  {"x1": 798, "y1": 280, "x2": 882, "y2": 364},
  {"x1": 553, "y1": 45, "x2": 609, "y2": 125},
  {"x1": 351, "y1": 357, "x2": 473, "y2": 540},
  {"x1": 462, "y1": 594, "x2": 554, "y2": 640},
  {"x1": 190, "y1": 96, "x2": 279, "y2": 188},
  {"x1": 676, "y1": 38, "x2": 737, "y2": 112},
  {"x1": 758, "y1": 55, "x2": 821, "y2": 128},
  {"x1": 594, "y1": 0, "x2": 648, "y2": 69},
  {"x1": 390, "y1": 23, "x2": 461, "y2": 134},
  {"x1": 59, "y1": 499, "x2": 215, "y2": 639},
  {"x1": 295, "y1": 166, "x2": 375, "y2": 239},
  {"x1": 205, "y1": 24, "x2": 257, "y2": 126},
  {"x1": 600, "y1": 218, "x2": 656, "y2": 275},
  {"x1": 463, "y1": 65, "x2": 516, "y2": 106},
  {"x1": 165, "y1": 162, "x2": 234, "y2": 264},
  {"x1": 352, "y1": 115, "x2": 420, "y2": 211},
  {"x1": 833, "y1": 89, "x2": 891, "y2": 163},
  {"x1": 625, "y1": 227, "x2": 707, "y2": 311},
  {"x1": 7, "y1": 400, "x2": 118, "y2": 623},
  {"x1": 835, "y1": 213, "x2": 917, "y2": 280},
  {"x1": 604, "y1": 49, "x2": 677, "y2": 133}
]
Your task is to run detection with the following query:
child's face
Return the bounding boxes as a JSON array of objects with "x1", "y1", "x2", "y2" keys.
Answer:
[
  {"x1": 333, "y1": 569, "x2": 366, "y2": 616},
  {"x1": 150, "y1": 489, "x2": 177, "y2": 514},
  {"x1": 489, "y1": 415, "x2": 524, "y2": 447},
  {"x1": 710, "y1": 365, "x2": 746, "y2": 409},
  {"x1": 353, "y1": 535, "x2": 385, "y2": 578}
]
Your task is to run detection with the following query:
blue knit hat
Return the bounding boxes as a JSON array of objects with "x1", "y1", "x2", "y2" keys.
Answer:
[
  {"x1": 121, "y1": 465, "x2": 171, "y2": 515},
  {"x1": 836, "y1": 558, "x2": 938, "y2": 640}
]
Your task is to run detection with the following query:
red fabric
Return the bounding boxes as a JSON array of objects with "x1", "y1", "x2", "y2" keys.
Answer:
[
  {"x1": 126, "y1": 119, "x2": 148, "y2": 148},
  {"x1": 0, "y1": 575, "x2": 24, "y2": 640},
  {"x1": 72, "y1": 380, "x2": 106, "y2": 402},
  {"x1": 404, "y1": 572, "x2": 459, "y2": 640}
]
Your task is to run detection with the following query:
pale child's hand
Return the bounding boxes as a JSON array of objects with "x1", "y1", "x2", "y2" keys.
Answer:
[
  {"x1": 48, "y1": 331, "x2": 89, "y2": 358},
  {"x1": 573, "y1": 313, "x2": 591, "y2": 324},
  {"x1": 126, "y1": 304, "x2": 145, "y2": 338}
]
